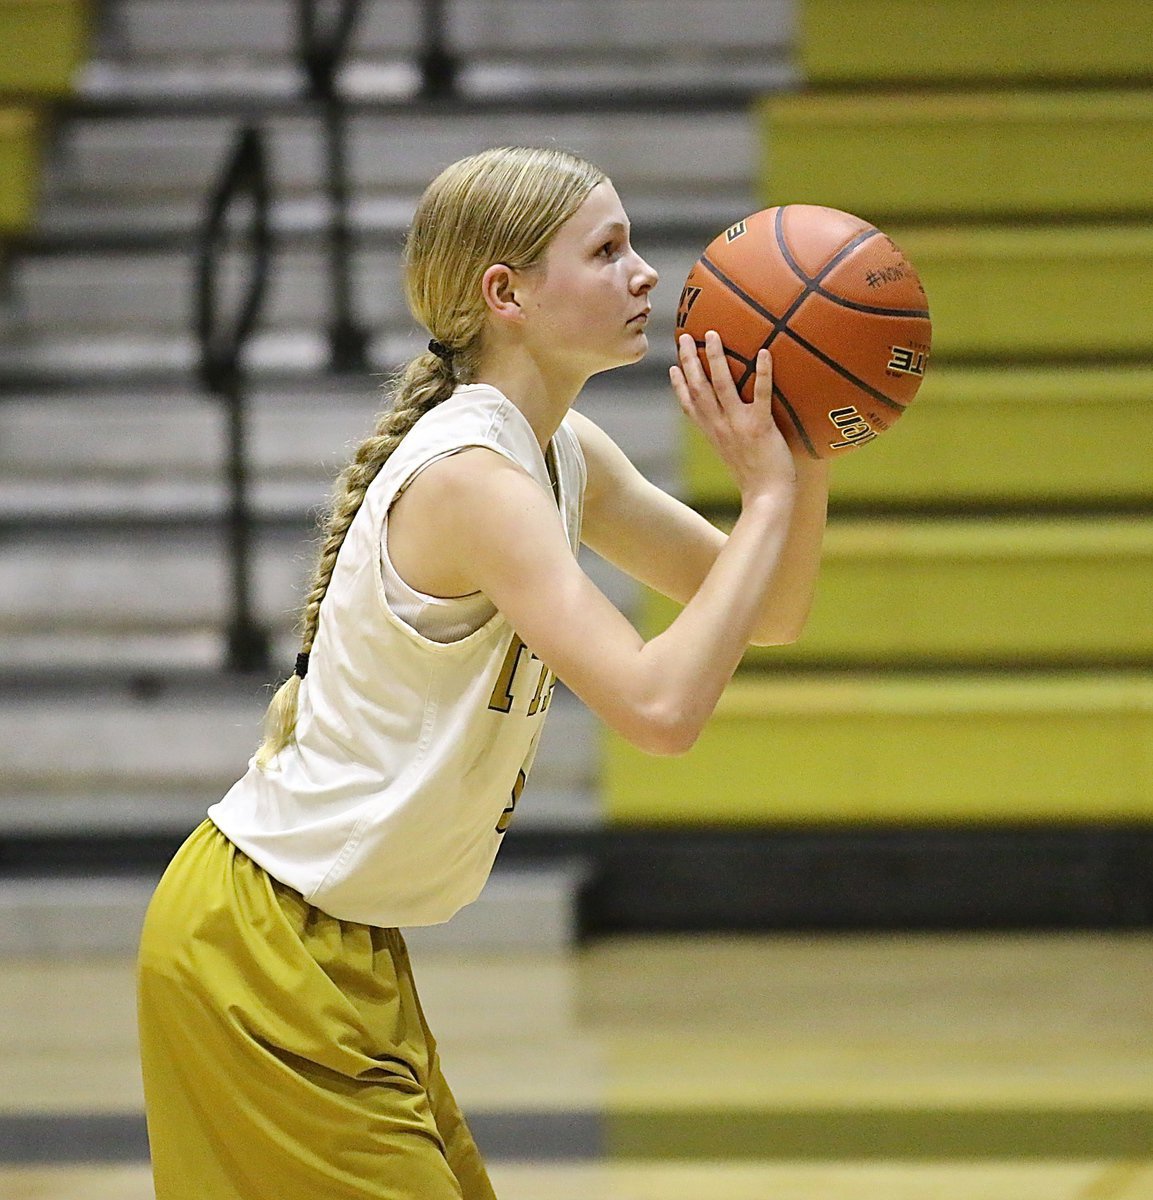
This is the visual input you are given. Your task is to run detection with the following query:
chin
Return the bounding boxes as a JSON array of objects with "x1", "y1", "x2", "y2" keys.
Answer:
[{"x1": 624, "y1": 331, "x2": 649, "y2": 362}]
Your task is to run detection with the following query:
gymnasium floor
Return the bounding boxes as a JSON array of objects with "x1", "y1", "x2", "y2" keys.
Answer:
[{"x1": 2, "y1": 932, "x2": 1152, "y2": 1199}]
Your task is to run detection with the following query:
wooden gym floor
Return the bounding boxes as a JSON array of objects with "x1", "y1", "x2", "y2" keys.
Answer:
[{"x1": 1, "y1": 932, "x2": 1151, "y2": 1199}]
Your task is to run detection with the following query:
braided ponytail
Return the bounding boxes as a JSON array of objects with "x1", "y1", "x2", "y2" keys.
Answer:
[
  {"x1": 254, "y1": 351, "x2": 456, "y2": 767},
  {"x1": 254, "y1": 146, "x2": 606, "y2": 768}
]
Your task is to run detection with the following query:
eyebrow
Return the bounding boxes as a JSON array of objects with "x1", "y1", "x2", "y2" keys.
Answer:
[{"x1": 590, "y1": 219, "x2": 630, "y2": 241}]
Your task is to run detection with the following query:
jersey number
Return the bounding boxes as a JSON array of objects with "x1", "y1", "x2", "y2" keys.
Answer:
[
  {"x1": 487, "y1": 634, "x2": 553, "y2": 716},
  {"x1": 488, "y1": 635, "x2": 551, "y2": 833},
  {"x1": 497, "y1": 770, "x2": 526, "y2": 834}
]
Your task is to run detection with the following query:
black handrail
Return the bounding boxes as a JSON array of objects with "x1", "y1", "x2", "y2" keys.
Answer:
[
  {"x1": 195, "y1": 123, "x2": 273, "y2": 674},
  {"x1": 298, "y1": 0, "x2": 370, "y2": 372},
  {"x1": 417, "y1": 0, "x2": 459, "y2": 99}
]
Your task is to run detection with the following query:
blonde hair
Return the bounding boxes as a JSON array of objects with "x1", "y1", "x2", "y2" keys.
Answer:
[{"x1": 255, "y1": 146, "x2": 607, "y2": 767}]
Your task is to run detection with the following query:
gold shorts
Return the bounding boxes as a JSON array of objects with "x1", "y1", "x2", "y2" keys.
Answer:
[{"x1": 137, "y1": 819, "x2": 496, "y2": 1200}]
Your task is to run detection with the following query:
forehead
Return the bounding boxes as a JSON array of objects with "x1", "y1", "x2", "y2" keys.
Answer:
[{"x1": 558, "y1": 179, "x2": 628, "y2": 242}]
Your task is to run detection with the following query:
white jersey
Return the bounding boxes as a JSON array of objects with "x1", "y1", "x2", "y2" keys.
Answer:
[{"x1": 209, "y1": 384, "x2": 586, "y2": 927}]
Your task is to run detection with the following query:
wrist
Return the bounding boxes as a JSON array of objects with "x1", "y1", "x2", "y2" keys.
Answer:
[
  {"x1": 738, "y1": 476, "x2": 797, "y2": 514},
  {"x1": 792, "y1": 455, "x2": 831, "y2": 481}
]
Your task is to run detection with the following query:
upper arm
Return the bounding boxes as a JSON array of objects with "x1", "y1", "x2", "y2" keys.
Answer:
[
  {"x1": 395, "y1": 447, "x2": 664, "y2": 741},
  {"x1": 567, "y1": 408, "x2": 724, "y2": 605}
]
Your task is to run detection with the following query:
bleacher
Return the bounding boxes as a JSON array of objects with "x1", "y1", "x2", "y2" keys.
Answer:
[
  {"x1": 605, "y1": 0, "x2": 1153, "y2": 927},
  {"x1": 0, "y1": 0, "x2": 791, "y2": 952},
  {"x1": 1, "y1": 0, "x2": 1150, "y2": 951},
  {"x1": 0, "y1": 1, "x2": 89, "y2": 236}
]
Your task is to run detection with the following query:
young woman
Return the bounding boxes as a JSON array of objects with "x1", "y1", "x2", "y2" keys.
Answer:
[{"x1": 137, "y1": 145, "x2": 829, "y2": 1199}]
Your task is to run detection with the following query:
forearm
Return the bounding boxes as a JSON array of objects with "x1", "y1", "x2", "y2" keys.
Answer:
[
  {"x1": 627, "y1": 482, "x2": 797, "y2": 752},
  {"x1": 749, "y1": 457, "x2": 830, "y2": 645}
]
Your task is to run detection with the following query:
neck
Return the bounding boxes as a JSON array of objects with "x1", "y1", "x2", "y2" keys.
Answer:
[{"x1": 474, "y1": 350, "x2": 586, "y2": 450}]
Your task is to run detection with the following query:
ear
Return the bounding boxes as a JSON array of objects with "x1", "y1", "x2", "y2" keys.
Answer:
[{"x1": 480, "y1": 263, "x2": 525, "y2": 324}]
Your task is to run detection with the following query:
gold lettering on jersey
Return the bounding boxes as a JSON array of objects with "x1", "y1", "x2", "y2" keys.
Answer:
[
  {"x1": 527, "y1": 665, "x2": 555, "y2": 716},
  {"x1": 488, "y1": 633, "x2": 554, "y2": 716},
  {"x1": 497, "y1": 769, "x2": 526, "y2": 833}
]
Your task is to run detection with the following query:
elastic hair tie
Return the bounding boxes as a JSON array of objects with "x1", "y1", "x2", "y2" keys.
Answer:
[
  {"x1": 427, "y1": 338, "x2": 453, "y2": 362},
  {"x1": 294, "y1": 651, "x2": 310, "y2": 679}
]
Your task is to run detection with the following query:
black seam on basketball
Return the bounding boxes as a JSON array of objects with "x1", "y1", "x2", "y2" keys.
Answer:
[
  {"x1": 764, "y1": 210, "x2": 902, "y2": 392},
  {"x1": 698, "y1": 256, "x2": 789, "y2": 397},
  {"x1": 772, "y1": 209, "x2": 928, "y2": 318},
  {"x1": 773, "y1": 207, "x2": 882, "y2": 292},
  {"x1": 782, "y1": 325, "x2": 907, "y2": 413},
  {"x1": 812, "y1": 291, "x2": 931, "y2": 320},
  {"x1": 690, "y1": 336, "x2": 755, "y2": 371},
  {"x1": 772, "y1": 384, "x2": 817, "y2": 458},
  {"x1": 698, "y1": 256, "x2": 789, "y2": 331}
]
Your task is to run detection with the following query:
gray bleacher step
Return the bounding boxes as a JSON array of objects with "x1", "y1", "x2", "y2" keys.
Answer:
[
  {"x1": 0, "y1": 525, "x2": 312, "y2": 636},
  {"x1": 0, "y1": 683, "x2": 598, "y2": 829},
  {"x1": 0, "y1": 327, "x2": 381, "y2": 382},
  {"x1": 34, "y1": 190, "x2": 749, "y2": 244},
  {"x1": 97, "y1": 0, "x2": 791, "y2": 69},
  {"x1": 0, "y1": 535, "x2": 637, "y2": 666},
  {"x1": 0, "y1": 631, "x2": 277, "y2": 673},
  {"x1": 0, "y1": 781, "x2": 597, "y2": 837},
  {"x1": 7, "y1": 238, "x2": 711, "y2": 339},
  {"x1": 0, "y1": 370, "x2": 682, "y2": 518},
  {"x1": 80, "y1": 55, "x2": 790, "y2": 104},
  {"x1": 41, "y1": 109, "x2": 754, "y2": 204},
  {"x1": 0, "y1": 860, "x2": 587, "y2": 955}
]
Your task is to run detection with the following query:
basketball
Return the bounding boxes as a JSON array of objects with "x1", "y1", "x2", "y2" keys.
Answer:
[{"x1": 675, "y1": 205, "x2": 932, "y2": 458}]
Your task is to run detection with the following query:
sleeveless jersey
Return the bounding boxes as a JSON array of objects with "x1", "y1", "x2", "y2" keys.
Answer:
[{"x1": 208, "y1": 384, "x2": 586, "y2": 927}]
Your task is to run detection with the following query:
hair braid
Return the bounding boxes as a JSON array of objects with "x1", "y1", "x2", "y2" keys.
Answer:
[{"x1": 254, "y1": 354, "x2": 454, "y2": 767}]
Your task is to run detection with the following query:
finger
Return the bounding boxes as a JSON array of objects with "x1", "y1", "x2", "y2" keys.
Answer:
[
  {"x1": 668, "y1": 364, "x2": 692, "y2": 414},
  {"x1": 702, "y1": 330, "x2": 741, "y2": 406},
  {"x1": 751, "y1": 348, "x2": 773, "y2": 405},
  {"x1": 676, "y1": 332, "x2": 711, "y2": 392}
]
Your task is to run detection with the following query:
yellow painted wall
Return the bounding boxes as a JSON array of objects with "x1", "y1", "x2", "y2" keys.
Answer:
[
  {"x1": 803, "y1": 0, "x2": 1153, "y2": 83},
  {"x1": 607, "y1": 674, "x2": 1153, "y2": 824}
]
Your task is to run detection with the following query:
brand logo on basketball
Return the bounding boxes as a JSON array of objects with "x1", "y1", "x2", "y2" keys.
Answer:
[
  {"x1": 725, "y1": 219, "x2": 748, "y2": 242},
  {"x1": 827, "y1": 406, "x2": 877, "y2": 451},
  {"x1": 676, "y1": 284, "x2": 702, "y2": 330},
  {"x1": 887, "y1": 345, "x2": 928, "y2": 377}
]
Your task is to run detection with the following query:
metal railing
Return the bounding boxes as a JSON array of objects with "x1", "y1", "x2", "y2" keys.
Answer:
[
  {"x1": 194, "y1": 1, "x2": 458, "y2": 673},
  {"x1": 298, "y1": 0, "x2": 371, "y2": 372},
  {"x1": 195, "y1": 123, "x2": 273, "y2": 674}
]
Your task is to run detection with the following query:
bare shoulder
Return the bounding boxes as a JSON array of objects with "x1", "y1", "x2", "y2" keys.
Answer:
[{"x1": 388, "y1": 446, "x2": 546, "y2": 597}]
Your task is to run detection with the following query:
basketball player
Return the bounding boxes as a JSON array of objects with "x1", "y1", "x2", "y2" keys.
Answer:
[{"x1": 137, "y1": 146, "x2": 829, "y2": 1199}]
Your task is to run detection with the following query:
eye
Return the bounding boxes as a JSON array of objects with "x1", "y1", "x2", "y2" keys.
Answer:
[{"x1": 597, "y1": 240, "x2": 617, "y2": 258}]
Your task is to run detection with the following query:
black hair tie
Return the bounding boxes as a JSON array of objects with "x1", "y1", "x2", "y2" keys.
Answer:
[
  {"x1": 427, "y1": 339, "x2": 453, "y2": 362},
  {"x1": 294, "y1": 651, "x2": 310, "y2": 679}
]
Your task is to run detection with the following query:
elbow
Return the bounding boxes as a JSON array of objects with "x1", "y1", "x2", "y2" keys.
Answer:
[
  {"x1": 622, "y1": 702, "x2": 702, "y2": 757},
  {"x1": 750, "y1": 624, "x2": 805, "y2": 648},
  {"x1": 750, "y1": 604, "x2": 815, "y2": 647}
]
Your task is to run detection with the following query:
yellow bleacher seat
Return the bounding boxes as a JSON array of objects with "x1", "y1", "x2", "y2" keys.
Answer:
[
  {"x1": 0, "y1": 105, "x2": 39, "y2": 233},
  {"x1": 759, "y1": 90, "x2": 1153, "y2": 219},
  {"x1": 605, "y1": 672, "x2": 1153, "y2": 824},
  {"x1": 877, "y1": 224, "x2": 1152, "y2": 359},
  {"x1": 802, "y1": 0, "x2": 1153, "y2": 84},
  {"x1": 640, "y1": 516, "x2": 1153, "y2": 667},
  {"x1": 0, "y1": 0, "x2": 89, "y2": 97},
  {"x1": 685, "y1": 365, "x2": 1153, "y2": 507}
]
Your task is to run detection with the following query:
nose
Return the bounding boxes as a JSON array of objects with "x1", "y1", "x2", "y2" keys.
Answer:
[{"x1": 631, "y1": 250, "x2": 659, "y2": 294}]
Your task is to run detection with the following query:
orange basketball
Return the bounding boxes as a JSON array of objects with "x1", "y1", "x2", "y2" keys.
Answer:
[{"x1": 675, "y1": 205, "x2": 931, "y2": 458}]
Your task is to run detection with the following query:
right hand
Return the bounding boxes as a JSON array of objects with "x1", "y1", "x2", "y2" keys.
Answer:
[{"x1": 669, "y1": 331, "x2": 796, "y2": 500}]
